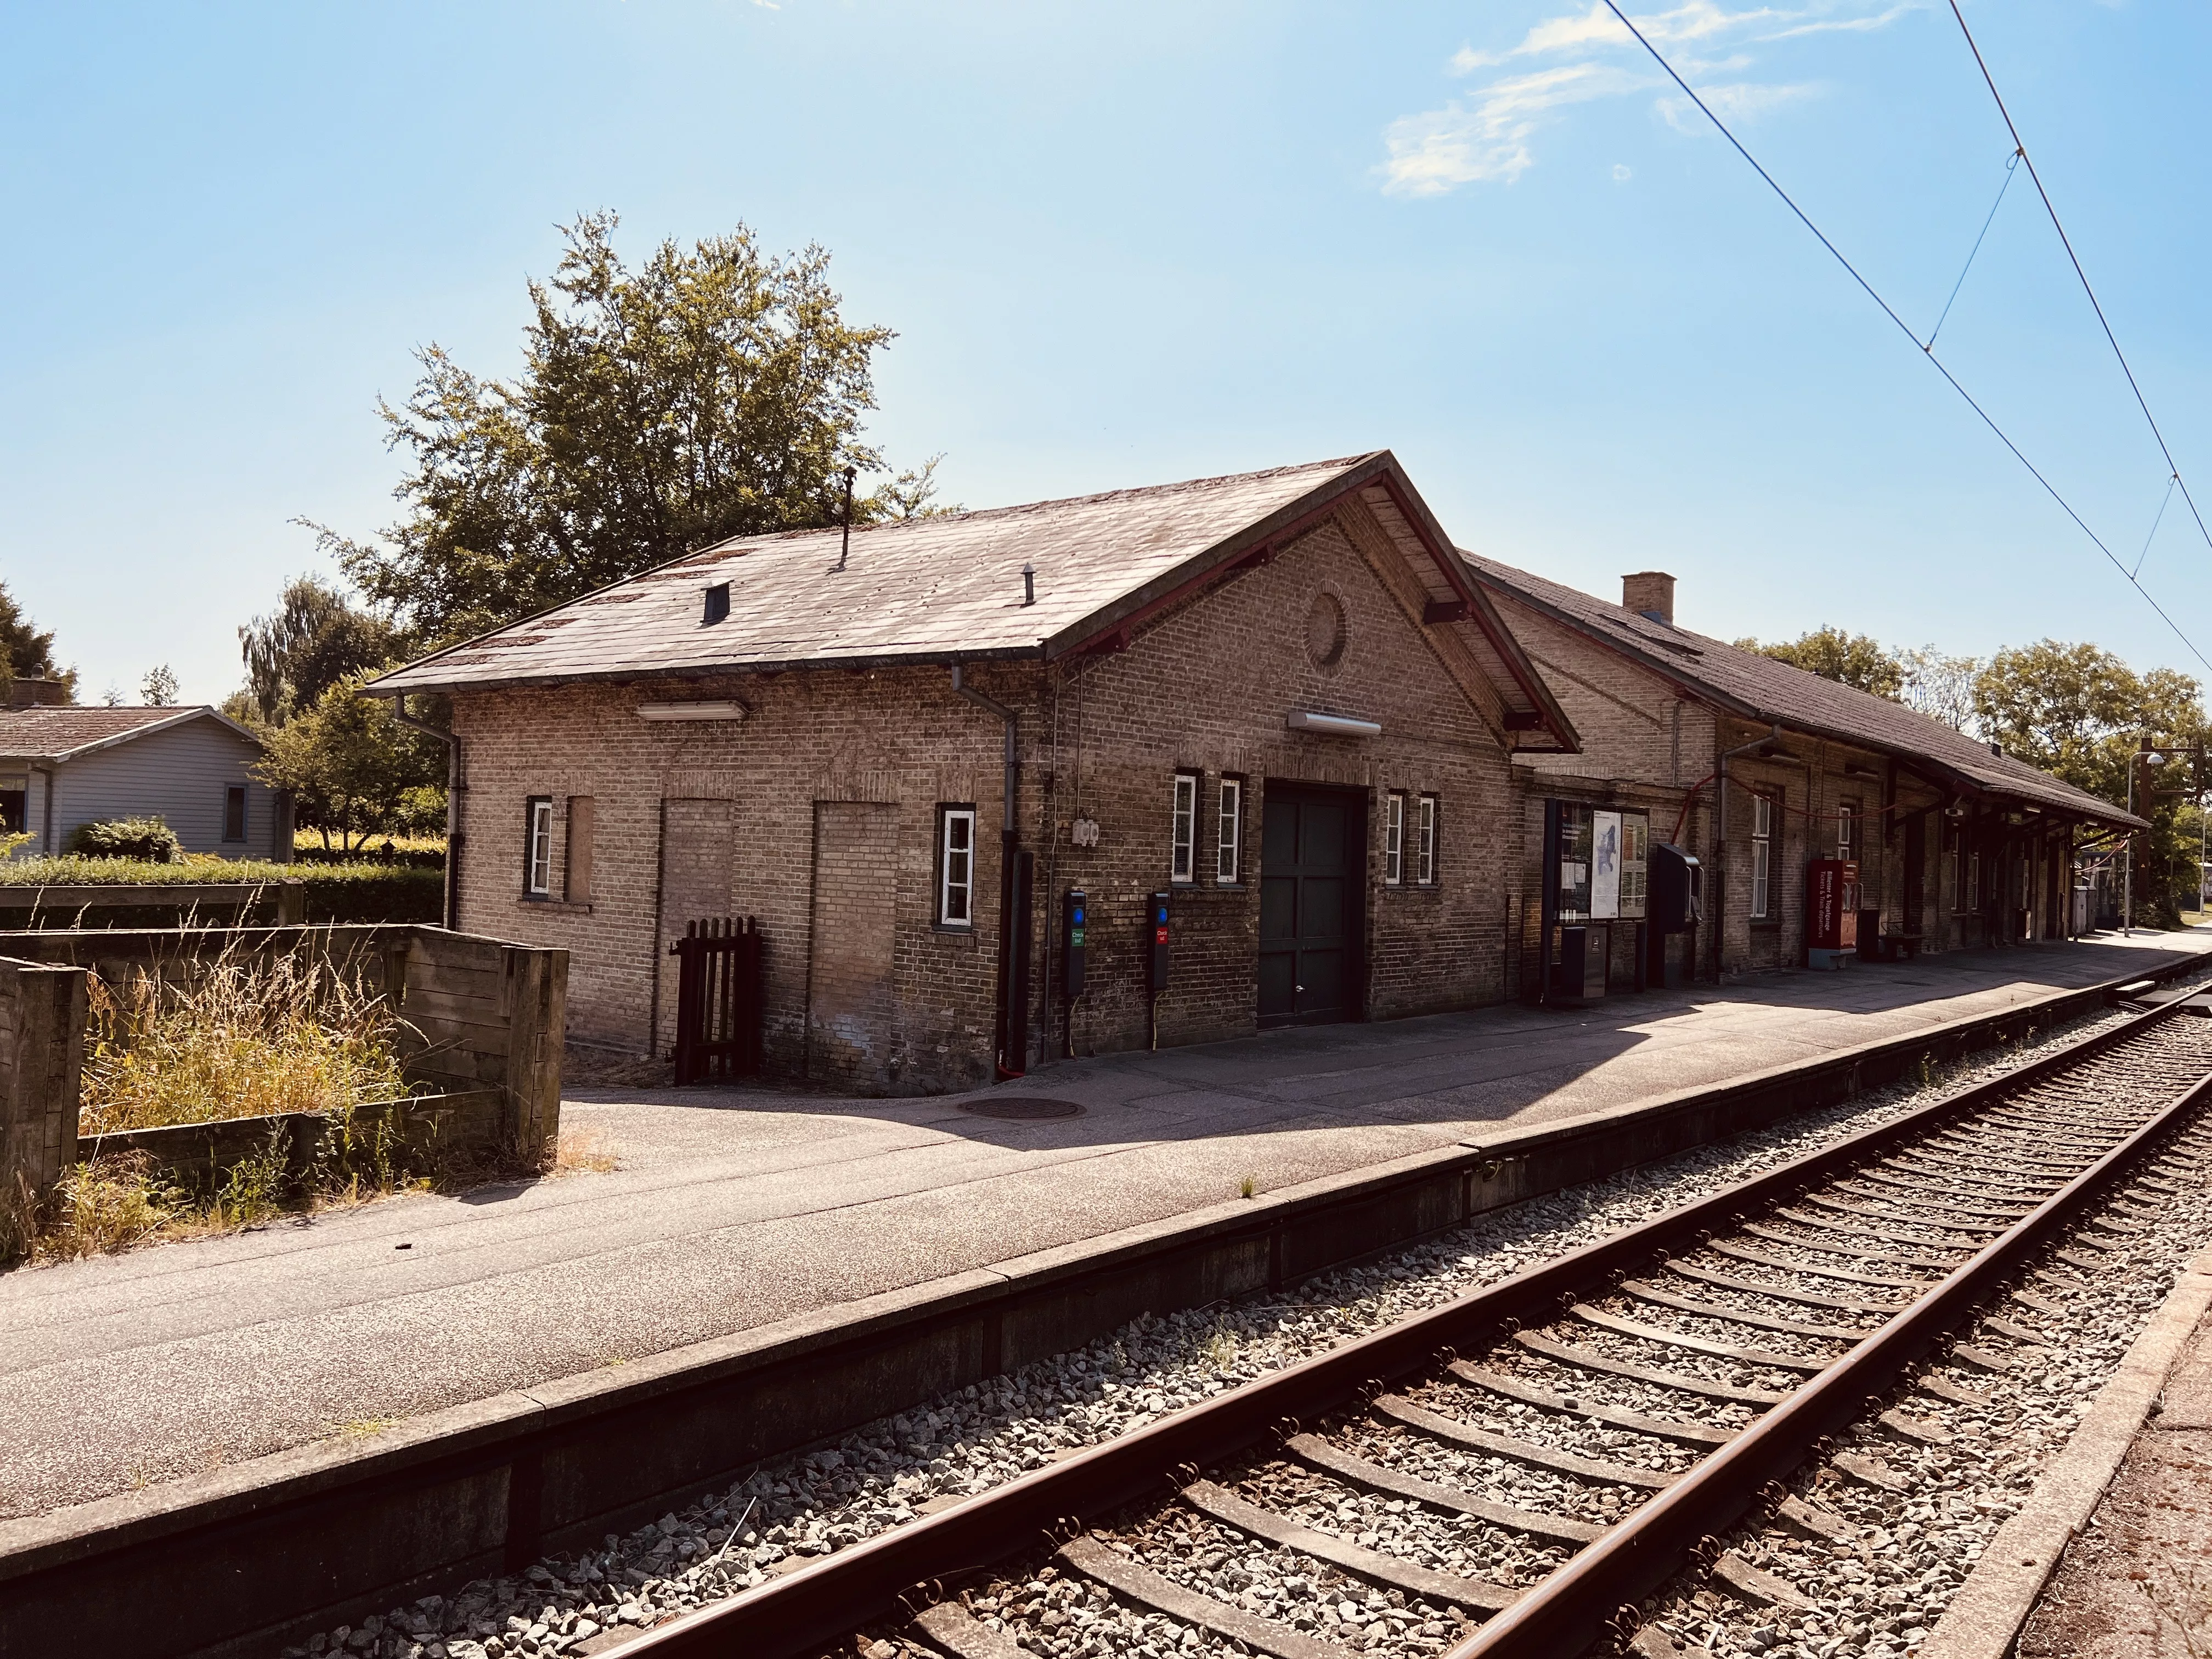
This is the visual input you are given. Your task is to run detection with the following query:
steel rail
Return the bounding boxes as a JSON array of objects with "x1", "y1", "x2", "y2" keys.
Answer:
[
  {"x1": 1449, "y1": 1029, "x2": 2212, "y2": 1657},
  {"x1": 623, "y1": 999, "x2": 2198, "y2": 1659}
]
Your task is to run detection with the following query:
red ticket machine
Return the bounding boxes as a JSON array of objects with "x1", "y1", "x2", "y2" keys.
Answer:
[{"x1": 1807, "y1": 859, "x2": 1860, "y2": 969}]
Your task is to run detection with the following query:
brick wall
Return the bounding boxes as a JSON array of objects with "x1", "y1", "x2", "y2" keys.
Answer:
[{"x1": 452, "y1": 501, "x2": 1525, "y2": 1093}]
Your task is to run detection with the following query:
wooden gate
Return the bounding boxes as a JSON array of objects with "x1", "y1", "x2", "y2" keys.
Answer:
[{"x1": 669, "y1": 917, "x2": 763, "y2": 1084}]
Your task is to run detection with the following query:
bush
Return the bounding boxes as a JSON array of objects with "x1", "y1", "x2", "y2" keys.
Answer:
[
  {"x1": 65, "y1": 816, "x2": 183, "y2": 862},
  {"x1": 0, "y1": 856, "x2": 444, "y2": 923}
]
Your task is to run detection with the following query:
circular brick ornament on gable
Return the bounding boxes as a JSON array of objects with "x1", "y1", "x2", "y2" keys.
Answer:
[
  {"x1": 961, "y1": 1096, "x2": 1086, "y2": 1120},
  {"x1": 1305, "y1": 590, "x2": 1347, "y2": 671}
]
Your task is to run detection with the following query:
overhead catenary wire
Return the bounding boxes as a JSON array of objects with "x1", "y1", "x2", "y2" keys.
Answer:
[
  {"x1": 1595, "y1": 0, "x2": 2212, "y2": 679},
  {"x1": 1944, "y1": 0, "x2": 2212, "y2": 563}
]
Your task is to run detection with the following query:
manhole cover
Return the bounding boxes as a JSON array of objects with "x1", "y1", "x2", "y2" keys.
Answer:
[{"x1": 962, "y1": 1096, "x2": 1086, "y2": 1121}]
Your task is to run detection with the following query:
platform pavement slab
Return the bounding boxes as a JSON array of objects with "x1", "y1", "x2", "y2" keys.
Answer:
[
  {"x1": 0, "y1": 932, "x2": 2205, "y2": 1525},
  {"x1": 2006, "y1": 1258, "x2": 2212, "y2": 1659}
]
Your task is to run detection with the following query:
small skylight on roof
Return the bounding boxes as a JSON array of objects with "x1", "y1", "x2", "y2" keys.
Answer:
[{"x1": 702, "y1": 583, "x2": 731, "y2": 625}]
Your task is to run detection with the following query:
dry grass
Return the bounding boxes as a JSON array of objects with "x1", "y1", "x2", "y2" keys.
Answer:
[
  {"x1": 554, "y1": 1124, "x2": 619, "y2": 1175},
  {"x1": 80, "y1": 947, "x2": 415, "y2": 1134}
]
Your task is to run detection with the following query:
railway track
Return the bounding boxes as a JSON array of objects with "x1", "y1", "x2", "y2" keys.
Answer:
[{"x1": 606, "y1": 997, "x2": 2212, "y2": 1659}]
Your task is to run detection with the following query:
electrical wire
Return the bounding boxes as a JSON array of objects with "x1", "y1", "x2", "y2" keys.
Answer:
[
  {"x1": 1595, "y1": 0, "x2": 2212, "y2": 678},
  {"x1": 1945, "y1": 1, "x2": 2212, "y2": 563},
  {"x1": 1925, "y1": 147, "x2": 2019, "y2": 352},
  {"x1": 2136, "y1": 473, "x2": 2177, "y2": 579}
]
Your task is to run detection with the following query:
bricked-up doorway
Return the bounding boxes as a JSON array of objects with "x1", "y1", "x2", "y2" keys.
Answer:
[
  {"x1": 805, "y1": 800, "x2": 900, "y2": 1087},
  {"x1": 1257, "y1": 784, "x2": 1366, "y2": 1029}
]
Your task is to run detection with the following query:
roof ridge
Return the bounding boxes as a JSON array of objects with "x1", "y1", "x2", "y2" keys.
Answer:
[{"x1": 696, "y1": 453, "x2": 1383, "y2": 554}]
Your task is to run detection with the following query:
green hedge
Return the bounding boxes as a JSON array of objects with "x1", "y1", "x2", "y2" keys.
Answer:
[{"x1": 0, "y1": 858, "x2": 444, "y2": 924}]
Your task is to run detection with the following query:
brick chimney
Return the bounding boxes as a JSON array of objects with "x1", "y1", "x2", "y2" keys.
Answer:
[
  {"x1": 5, "y1": 678, "x2": 69, "y2": 709},
  {"x1": 1622, "y1": 572, "x2": 1675, "y2": 627}
]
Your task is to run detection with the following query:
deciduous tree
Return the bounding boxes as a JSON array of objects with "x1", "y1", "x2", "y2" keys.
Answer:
[
  {"x1": 314, "y1": 212, "x2": 941, "y2": 650},
  {"x1": 239, "y1": 575, "x2": 397, "y2": 724},
  {"x1": 1736, "y1": 627, "x2": 1906, "y2": 700},
  {"x1": 255, "y1": 676, "x2": 447, "y2": 851}
]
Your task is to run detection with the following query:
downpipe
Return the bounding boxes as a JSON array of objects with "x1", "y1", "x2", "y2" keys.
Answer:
[{"x1": 383, "y1": 694, "x2": 462, "y2": 932}]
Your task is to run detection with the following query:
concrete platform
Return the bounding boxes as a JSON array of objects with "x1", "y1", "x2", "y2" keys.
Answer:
[{"x1": 1, "y1": 930, "x2": 2205, "y2": 1525}]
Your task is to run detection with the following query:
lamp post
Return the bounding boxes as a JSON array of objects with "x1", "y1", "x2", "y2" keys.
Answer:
[{"x1": 2125, "y1": 742, "x2": 2166, "y2": 934}]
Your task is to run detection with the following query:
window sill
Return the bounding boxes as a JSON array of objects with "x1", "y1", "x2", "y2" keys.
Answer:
[
  {"x1": 930, "y1": 922, "x2": 977, "y2": 936},
  {"x1": 520, "y1": 897, "x2": 594, "y2": 915}
]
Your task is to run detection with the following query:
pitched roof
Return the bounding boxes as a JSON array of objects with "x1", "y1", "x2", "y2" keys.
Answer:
[
  {"x1": 1463, "y1": 551, "x2": 2140, "y2": 828},
  {"x1": 0, "y1": 706, "x2": 261, "y2": 764},
  {"x1": 369, "y1": 452, "x2": 1577, "y2": 746}
]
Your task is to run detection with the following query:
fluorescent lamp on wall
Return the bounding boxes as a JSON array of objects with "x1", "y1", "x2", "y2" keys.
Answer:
[
  {"x1": 1286, "y1": 710, "x2": 1381, "y2": 737},
  {"x1": 637, "y1": 702, "x2": 747, "y2": 723}
]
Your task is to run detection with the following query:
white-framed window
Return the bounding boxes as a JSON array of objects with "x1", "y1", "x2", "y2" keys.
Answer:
[
  {"x1": 1416, "y1": 794, "x2": 1438, "y2": 885},
  {"x1": 1217, "y1": 777, "x2": 1243, "y2": 883},
  {"x1": 1837, "y1": 802, "x2": 1856, "y2": 862},
  {"x1": 1384, "y1": 792, "x2": 1405, "y2": 885},
  {"x1": 524, "y1": 796, "x2": 554, "y2": 896},
  {"x1": 938, "y1": 805, "x2": 977, "y2": 927},
  {"x1": 1750, "y1": 791, "x2": 1774, "y2": 919},
  {"x1": 1170, "y1": 772, "x2": 1198, "y2": 884}
]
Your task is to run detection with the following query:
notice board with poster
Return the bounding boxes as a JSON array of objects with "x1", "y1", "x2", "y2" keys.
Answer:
[{"x1": 1576, "y1": 806, "x2": 1651, "y2": 921}]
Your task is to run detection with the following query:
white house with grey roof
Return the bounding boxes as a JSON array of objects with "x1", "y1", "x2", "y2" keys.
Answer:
[{"x1": 0, "y1": 706, "x2": 291, "y2": 860}]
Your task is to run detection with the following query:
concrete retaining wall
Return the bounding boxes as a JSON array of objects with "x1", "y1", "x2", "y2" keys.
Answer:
[{"x1": 0, "y1": 951, "x2": 2194, "y2": 1659}]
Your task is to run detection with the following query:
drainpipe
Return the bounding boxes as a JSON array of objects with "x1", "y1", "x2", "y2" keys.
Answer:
[
  {"x1": 387, "y1": 696, "x2": 462, "y2": 932},
  {"x1": 952, "y1": 664, "x2": 1024, "y2": 1076},
  {"x1": 1713, "y1": 724, "x2": 1783, "y2": 983}
]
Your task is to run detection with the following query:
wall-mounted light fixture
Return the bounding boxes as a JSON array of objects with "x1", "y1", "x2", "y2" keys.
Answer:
[
  {"x1": 637, "y1": 702, "x2": 748, "y2": 723},
  {"x1": 1287, "y1": 710, "x2": 1381, "y2": 738}
]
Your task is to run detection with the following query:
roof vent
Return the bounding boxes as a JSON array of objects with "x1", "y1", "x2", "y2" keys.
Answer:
[
  {"x1": 702, "y1": 583, "x2": 731, "y2": 626},
  {"x1": 1622, "y1": 571, "x2": 1675, "y2": 627},
  {"x1": 1988, "y1": 740, "x2": 2002, "y2": 758}
]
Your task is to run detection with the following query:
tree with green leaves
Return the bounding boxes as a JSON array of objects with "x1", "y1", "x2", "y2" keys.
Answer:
[
  {"x1": 255, "y1": 675, "x2": 447, "y2": 851},
  {"x1": 0, "y1": 581, "x2": 74, "y2": 702},
  {"x1": 139, "y1": 665, "x2": 179, "y2": 707},
  {"x1": 312, "y1": 212, "x2": 945, "y2": 652},
  {"x1": 238, "y1": 575, "x2": 397, "y2": 724},
  {"x1": 1973, "y1": 639, "x2": 2212, "y2": 927},
  {"x1": 1736, "y1": 627, "x2": 1907, "y2": 701}
]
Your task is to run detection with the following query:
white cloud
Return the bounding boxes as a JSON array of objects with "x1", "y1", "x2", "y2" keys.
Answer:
[
  {"x1": 1613, "y1": 162, "x2": 1634, "y2": 180},
  {"x1": 1657, "y1": 79, "x2": 1819, "y2": 130},
  {"x1": 1392, "y1": 0, "x2": 1909, "y2": 193},
  {"x1": 1383, "y1": 63, "x2": 1654, "y2": 194}
]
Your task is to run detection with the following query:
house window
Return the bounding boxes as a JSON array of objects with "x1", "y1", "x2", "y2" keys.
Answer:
[
  {"x1": 1384, "y1": 792, "x2": 1405, "y2": 886},
  {"x1": 0, "y1": 774, "x2": 24, "y2": 834},
  {"x1": 1216, "y1": 777, "x2": 1243, "y2": 883},
  {"x1": 222, "y1": 786, "x2": 247, "y2": 844},
  {"x1": 1170, "y1": 772, "x2": 1198, "y2": 884},
  {"x1": 1750, "y1": 792, "x2": 1775, "y2": 920},
  {"x1": 1968, "y1": 851, "x2": 1982, "y2": 912},
  {"x1": 565, "y1": 797, "x2": 595, "y2": 902},
  {"x1": 938, "y1": 805, "x2": 977, "y2": 927},
  {"x1": 1416, "y1": 794, "x2": 1438, "y2": 885},
  {"x1": 524, "y1": 797, "x2": 554, "y2": 896},
  {"x1": 1837, "y1": 802, "x2": 1856, "y2": 863},
  {"x1": 1950, "y1": 831, "x2": 1966, "y2": 910}
]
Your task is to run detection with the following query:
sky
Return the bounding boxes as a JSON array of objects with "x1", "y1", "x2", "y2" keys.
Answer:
[{"x1": 3, "y1": 1, "x2": 2209, "y2": 707}]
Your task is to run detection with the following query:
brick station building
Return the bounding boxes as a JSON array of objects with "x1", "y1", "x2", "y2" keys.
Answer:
[
  {"x1": 371, "y1": 453, "x2": 1581, "y2": 1093},
  {"x1": 1459, "y1": 558, "x2": 2143, "y2": 996}
]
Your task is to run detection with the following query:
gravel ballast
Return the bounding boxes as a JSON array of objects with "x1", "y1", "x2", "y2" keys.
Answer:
[{"x1": 279, "y1": 992, "x2": 2204, "y2": 1659}]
